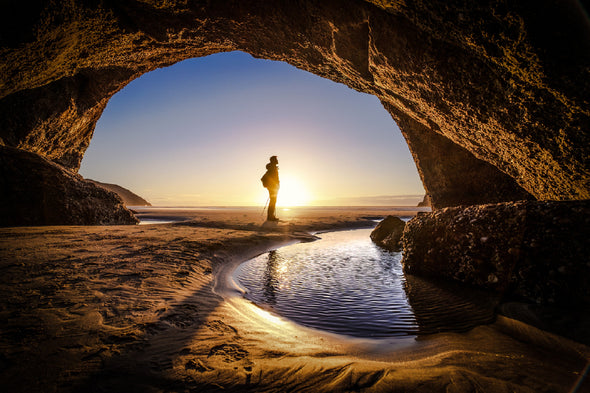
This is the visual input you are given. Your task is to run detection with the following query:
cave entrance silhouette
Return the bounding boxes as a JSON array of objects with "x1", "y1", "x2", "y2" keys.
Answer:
[{"x1": 1, "y1": 0, "x2": 589, "y2": 224}]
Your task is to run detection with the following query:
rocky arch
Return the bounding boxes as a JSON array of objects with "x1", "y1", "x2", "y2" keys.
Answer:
[{"x1": 1, "y1": 0, "x2": 589, "y2": 224}]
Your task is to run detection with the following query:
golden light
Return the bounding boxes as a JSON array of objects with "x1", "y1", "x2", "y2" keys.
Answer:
[
  {"x1": 249, "y1": 303, "x2": 286, "y2": 325},
  {"x1": 276, "y1": 174, "x2": 312, "y2": 207},
  {"x1": 255, "y1": 173, "x2": 312, "y2": 207}
]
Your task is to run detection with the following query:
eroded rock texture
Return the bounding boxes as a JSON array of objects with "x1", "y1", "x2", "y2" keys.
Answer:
[
  {"x1": 402, "y1": 200, "x2": 590, "y2": 307},
  {"x1": 0, "y1": 146, "x2": 137, "y2": 226},
  {"x1": 384, "y1": 102, "x2": 534, "y2": 208},
  {"x1": 0, "y1": 0, "x2": 589, "y2": 225}
]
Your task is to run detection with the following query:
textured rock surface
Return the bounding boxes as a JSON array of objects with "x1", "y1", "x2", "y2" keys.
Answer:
[
  {"x1": 0, "y1": 0, "x2": 589, "y2": 215},
  {"x1": 384, "y1": 102, "x2": 535, "y2": 208},
  {"x1": 89, "y1": 179, "x2": 151, "y2": 207},
  {"x1": 370, "y1": 215, "x2": 406, "y2": 251},
  {"x1": 401, "y1": 200, "x2": 590, "y2": 306},
  {"x1": 0, "y1": 146, "x2": 137, "y2": 226}
]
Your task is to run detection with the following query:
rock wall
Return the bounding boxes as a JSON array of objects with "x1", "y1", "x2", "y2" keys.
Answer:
[
  {"x1": 384, "y1": 102, "x2": 535, "y2": 208},
  {"x1": 1, "y1": 0, "x2": 589, "y2": 225},
  {"x1": 0, "y1": 146, "x2": 137, "y2": 226},
  {"x1": 402, "y1": 200, "x2": 590, "y2": 306}
]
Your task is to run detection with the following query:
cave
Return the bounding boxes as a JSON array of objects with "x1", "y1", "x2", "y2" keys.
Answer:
[
  {"x1": 2, "y1": 0, "x2": 589, "y2": 225},
  {"x1": 1, "y1": 0, "x2": 588, "y2": 300},
  {"x1": 0, "y1": 0, "x2": 588, "y2": 305},
  {"x1": 2, "y1": 1, "x2": 590, "y2": 390}
]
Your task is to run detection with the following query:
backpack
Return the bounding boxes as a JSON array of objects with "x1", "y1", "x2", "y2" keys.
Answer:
[{"x1": 261, "y1": 171, "x2": 271, "y2": 188}]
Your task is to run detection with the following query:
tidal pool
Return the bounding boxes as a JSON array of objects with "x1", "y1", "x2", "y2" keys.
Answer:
[{"x1": 234, "y1": 228, "x2": 498, "y2": 338}]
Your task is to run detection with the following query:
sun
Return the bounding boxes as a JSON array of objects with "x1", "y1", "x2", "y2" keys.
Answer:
[{"x1": 277, "y1": 174, "x2": 312, "y2": 207}]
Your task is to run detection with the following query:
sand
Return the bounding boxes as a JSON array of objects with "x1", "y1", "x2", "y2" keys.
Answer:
[{"x1": 1, "y1": 207, "x2": 588, "y2": 392}]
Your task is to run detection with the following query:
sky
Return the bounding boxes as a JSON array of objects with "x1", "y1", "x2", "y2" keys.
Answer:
[{"x1": 79, "y1": 51, "x2": 425, "y2": 207}]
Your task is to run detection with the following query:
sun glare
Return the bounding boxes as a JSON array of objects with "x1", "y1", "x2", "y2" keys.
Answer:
[{"x1": 276, "y1": 174, "x2": 312, "y2": 207}]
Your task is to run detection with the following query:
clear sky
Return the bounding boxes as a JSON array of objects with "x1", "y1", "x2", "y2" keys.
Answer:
[{"x1": 79, "y1": 51, "x2": 425, "y2": 207}]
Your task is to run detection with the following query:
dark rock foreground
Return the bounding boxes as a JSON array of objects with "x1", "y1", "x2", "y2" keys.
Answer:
[
  {"x1": 402, "y1": 200, "x2": 590, "y2": 307},
  {"x1": 0, "y1": 146, "x2": 137, "y2": 226}
]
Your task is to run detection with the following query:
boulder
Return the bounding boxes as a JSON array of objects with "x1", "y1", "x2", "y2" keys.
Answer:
[
  {"x1": 401, "y1": 200, "x2": 590, "y2": 307},
  {"x1": 0, "y1": 146, "x2": 138, "y2": 226},
  {"x1": 370, "y1": 215, "x2": 406, "y2": 251}
]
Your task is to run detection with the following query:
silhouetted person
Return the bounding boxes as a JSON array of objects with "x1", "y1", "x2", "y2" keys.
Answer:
[{"x1": 261, "y1": 155, "x2": 280, "y2": 221}]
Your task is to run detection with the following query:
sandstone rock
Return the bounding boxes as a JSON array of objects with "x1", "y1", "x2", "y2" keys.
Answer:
[
  {"x1": 89, "y1": 179, "x2": 151, "y2": 207},
  {"x1": 370, "y1": 215, "x2": 406, "y2": 251},
  {"x1": 401, "y1": 200, "x2": 590, "y2": 307},
  {"x1": 0, "y1": 146, "x2": 138, "y2": 226},
  {"x1": 384, "y1": 103, "x2": 535, "y2": 208}
]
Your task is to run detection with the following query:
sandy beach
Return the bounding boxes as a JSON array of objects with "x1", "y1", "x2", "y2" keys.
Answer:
[{"x1": 1, "y1": 207, "x2": 588, "y2": 392}]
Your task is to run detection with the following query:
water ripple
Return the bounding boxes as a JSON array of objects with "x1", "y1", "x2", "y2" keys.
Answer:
[{"x1": 234, "y1": 228, "x2": 497, "y2": 338}]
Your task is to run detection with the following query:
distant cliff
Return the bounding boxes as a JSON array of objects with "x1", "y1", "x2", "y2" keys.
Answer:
[
  {"x1": 89, "y1": 180, "x2": 151, "y2": 207},
  {"x1": 417, "y1": 195, "x2": 431, "y2": 207}
]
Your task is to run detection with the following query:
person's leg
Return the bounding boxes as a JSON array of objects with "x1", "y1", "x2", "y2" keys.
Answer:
[{"x1": 267, "y1": 192, "x2": 277, "y2": 221}]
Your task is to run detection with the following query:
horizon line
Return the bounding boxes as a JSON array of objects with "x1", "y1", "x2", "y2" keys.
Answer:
[{"x1": 128, "y1": 204, "x2": 430, "y2": 209}]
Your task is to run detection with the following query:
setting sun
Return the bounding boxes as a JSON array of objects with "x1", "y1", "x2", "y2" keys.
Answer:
[
  {"x1": 80, "y1": 52, "x2": 425, "y2": 207},
  {"x1": 278, "y1": 175, "x2": 312, "y2": 207},
  {"x1": 258, "y1": 173, "x2": 312, "y2": 207}
]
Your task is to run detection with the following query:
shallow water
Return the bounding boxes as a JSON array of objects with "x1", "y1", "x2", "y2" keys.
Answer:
[
  {"x1": 138, "y1": 218, "x2": 178, "y2": 225},
  {"x1": 235, "y1": 228, "x2": 498, "y2": 338}
]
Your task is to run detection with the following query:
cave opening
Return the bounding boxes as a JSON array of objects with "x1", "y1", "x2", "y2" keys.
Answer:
[
  {"x1": 79, "y1": 51, "x2": 426, "y2": 209},
  {"x1": 1, "y1": 2, "x2": 590, "y2": 390}
]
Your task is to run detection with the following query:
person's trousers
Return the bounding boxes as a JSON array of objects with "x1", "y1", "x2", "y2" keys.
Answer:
[{"x1": 267, "y1": 190, "x2": 278, "y2": 220}]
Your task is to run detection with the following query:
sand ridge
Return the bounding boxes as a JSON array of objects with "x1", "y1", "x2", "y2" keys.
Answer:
[{"x1": 0, "y1": 208, "x2": 588, "y2": 392}]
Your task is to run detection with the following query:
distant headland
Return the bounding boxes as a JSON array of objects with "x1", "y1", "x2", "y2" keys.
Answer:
[{"x1": 89, "y1": 179, "x2": 151, "y2": 207}]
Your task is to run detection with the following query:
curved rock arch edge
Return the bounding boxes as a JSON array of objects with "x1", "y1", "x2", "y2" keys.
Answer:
[{"x1": 1, "y1": 0, "x2": 589, "y2": 224}]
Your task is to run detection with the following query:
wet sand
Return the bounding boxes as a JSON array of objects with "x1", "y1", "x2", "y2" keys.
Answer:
[{"x1": 1, "y1": 207, "x2": 588, "y2": 392}]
